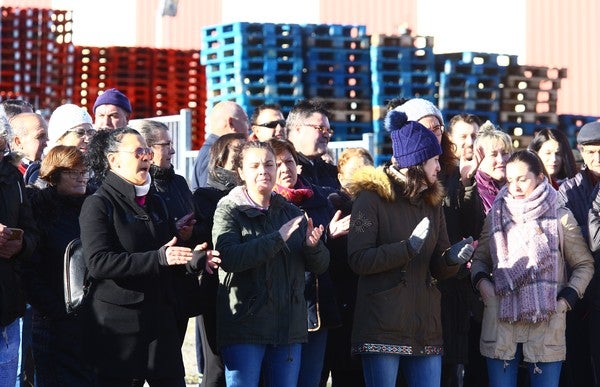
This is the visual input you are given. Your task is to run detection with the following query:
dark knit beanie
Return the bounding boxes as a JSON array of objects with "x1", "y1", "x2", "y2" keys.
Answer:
[
  {"x1": 385, "y1": 110, "x2": 442, "y2": 168},
  {"x1": 93, "y1": 88, "x2": 132, "y2": 114}
]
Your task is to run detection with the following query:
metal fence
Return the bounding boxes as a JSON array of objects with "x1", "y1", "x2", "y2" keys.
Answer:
[{"x1": 131, "y1": 109, "x2": 375, "y2": 187}]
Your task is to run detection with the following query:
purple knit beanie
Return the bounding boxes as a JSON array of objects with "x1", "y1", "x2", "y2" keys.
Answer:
[
  {"x1": 385, "y1": 110, "x2": 442, "y2": 168},
  {"x1": 93, "y1": 88, "x2": 132, "y2": 114}
]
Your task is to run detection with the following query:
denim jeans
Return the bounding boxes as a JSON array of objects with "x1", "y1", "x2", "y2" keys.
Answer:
[
  {"x1": 220, "y1": 343, "x2": 302, "y2": 387},
  {"x1": 486, "y1": 345, "x2": 562, "y2": 387},
  {"x1": 16, "y1": 304, "x2": 34, "y2": 387},
  {"x1": 361, "y1": 353, "x2": 442, "y2": 387},
  {"x1": 297, "y1": 329, "x2": 328, "y2": 387},
  {"x1": 0, "y1": 319, "x2": 21, "y2": 387}
]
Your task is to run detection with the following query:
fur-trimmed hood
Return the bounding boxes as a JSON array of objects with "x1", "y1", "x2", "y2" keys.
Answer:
[{"x1": 347, "y1": 164, "x2": 445, "y2": 206}]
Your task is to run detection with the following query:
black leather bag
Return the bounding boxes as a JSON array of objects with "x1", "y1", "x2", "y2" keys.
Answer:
[{"x1": 63, "y1": 237, "x2": 90, "y2": 314}]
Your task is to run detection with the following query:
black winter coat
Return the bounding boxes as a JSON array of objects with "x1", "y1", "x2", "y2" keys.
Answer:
[
  {"x1": 151, "y1": 164, "x2": 204, "y2": 319},
  {"x1": 79, "y1": 171, "x2": 184, "y2": 379},
  {"x1": 24, "y1": 187, "x2": 86, "y2": 319},
  {"x1": 0, "y1": 158, "x2": 38, "y2": 326}
]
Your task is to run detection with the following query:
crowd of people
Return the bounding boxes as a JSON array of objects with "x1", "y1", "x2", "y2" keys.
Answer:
[{"x1": 0, "y1": 88, "x2": 599, "y2": 387}]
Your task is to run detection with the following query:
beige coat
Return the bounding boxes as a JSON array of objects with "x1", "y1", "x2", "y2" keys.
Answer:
[{"x1": 471, "y1": 206, "x2": 594, "y2": 363}]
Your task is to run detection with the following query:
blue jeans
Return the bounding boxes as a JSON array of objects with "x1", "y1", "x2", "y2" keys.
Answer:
[
  {"x1": 486, "y1": 345, "x2": 562, "y2": 387},
  {"x1": 0, "y1": 319, "x2": 21, "y2": 387},
  {"x1": 220, "y1": 343, "x2": 302, "y2": 387},
  {"x1": 16, "y1": 304, "x2": 34, "y2": 387},
  {"x1": 361, "y1": 353, "x2": 442, "y2": 387},
  {"x1": 298, "y1": 329, "x2": 328, "y2": 387}
]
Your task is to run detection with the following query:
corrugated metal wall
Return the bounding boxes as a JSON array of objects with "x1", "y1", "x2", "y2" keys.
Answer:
[
  {"x1": 134, "y1": 0, "x2": 222, "y2": 50},
  {"x1": 526, "y1": 0, "x2": 600, "y2": 115}
]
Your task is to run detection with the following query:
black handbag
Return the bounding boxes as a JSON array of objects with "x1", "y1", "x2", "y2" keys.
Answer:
[{"x1": 63, "y1": 237, "x2": 90, "y2": 314}]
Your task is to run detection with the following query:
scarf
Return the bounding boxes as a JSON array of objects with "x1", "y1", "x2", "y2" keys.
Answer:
[
  {"x1": 489, "y1": 178, "x2": 559, "y2": 323},
  {"x1": 476, "y1": 170, "x2": 504, "y2": 214},
  {"x1": 273, "y1": 179, "x2": 314, "y2": 205}
]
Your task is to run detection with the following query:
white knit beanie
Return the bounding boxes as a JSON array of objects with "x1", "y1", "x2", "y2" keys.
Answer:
[
  {"x1": 47, "y1": 104, "x2": 93, "y2": 148},
  {"x1": 393, "y1": 98, "x2": 444, "y2": 125}
]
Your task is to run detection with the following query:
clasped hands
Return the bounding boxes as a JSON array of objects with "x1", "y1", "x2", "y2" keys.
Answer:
[{"x1": 164, "y1": 237, "x2": 221, "y2": 274}]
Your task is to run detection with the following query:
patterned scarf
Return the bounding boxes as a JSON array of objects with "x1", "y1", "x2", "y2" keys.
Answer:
[
  {"x1": 490, "y1": 178, "x2": 559, "y2": 323},
  {"x1": 273, "y1": 179, "x2": 314, "y2": 204}
]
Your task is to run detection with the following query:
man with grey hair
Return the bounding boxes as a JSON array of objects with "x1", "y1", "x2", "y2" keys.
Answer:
[{"x1": 192, "y1": 101, "x2": 249, "y2": 190}]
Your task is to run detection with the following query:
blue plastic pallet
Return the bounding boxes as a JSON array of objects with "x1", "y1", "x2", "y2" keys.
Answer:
[
  {"x1": 207, "y1": 83, "x2": 304, "y2": 99},
  {"x1": 439, "y1": 72, "x2": 501, "y2": 89},
  {"x1": 371, "y1": 59, "x2": 436, "y2": 74},
  {"x1": 439, "y1": 98, "x2": 500, "y2": 112},
  {"x1": 302, "y1": 24, "x2": 367, "y2": 38},
  {"x1": 329, "y1": 122, "x2": 373, "y2": 141},
  {"x1": 304, "y1": 35, "x2": 371, "y2": 50},
  {"x1": 436, "y1": 52, "x2": 518, "y2": 67},
  {"x1": 203, "y1": 22, "x2": 303, "y2": 42},
  {"x1": 439, "y1": 87, "x2": 498, "y2": 100},
  {"x1": 304, "y1": 84, "x2": 369, "y2": 99},
  {"x1": 201, "y1": 45, "x2": 303, "y2": 64},
  {"x1": 371, "y1": 84, "x2": 438, "y2": 104},
  {"x1": 371, "y1": 71, "x2": 437, "y2": 86},
  {"x1": 308, "y1": 62, "x2": 371, "y2": 74},
  {"x1": 304, "y1": 48, "x2": 370, "y2": 64},
  {"x1": 205, "y1": 57, "x2": 304, "y2": 74},
  {"x1": 304, "y1": 73, "x2": 371, "y2": 87},
  {"x1": 206, "y1": 70, "x2": 302, "y2": 87},
  {"x1": 438, "y1": 59, "x2": 510, "y2": 77},
  {"x1": 207, "y1": 94, "x2": 300, "y2": 111},
  {"x1": 203, "y1": 34, "x2": 302, "y2": 52}
]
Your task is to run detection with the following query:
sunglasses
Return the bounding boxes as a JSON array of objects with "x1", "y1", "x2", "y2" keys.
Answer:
[
  {"x1": 118, "y1": 147, "x2": 154, "y2": 159},
  {"x1": 64, "y1": 170, "x2": 91, "y2": 179},
  {"x1": 256, "y1": 119, "x2": 286, "y2": 129}
]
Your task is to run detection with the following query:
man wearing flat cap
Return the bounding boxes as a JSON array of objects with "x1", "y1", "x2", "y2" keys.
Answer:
[
  {"x1": 558, "y1": 121, "x2": 600, "y2": 387},
  {"x1": 92, "y1": 88, "x2": 132, "y2": 130}
]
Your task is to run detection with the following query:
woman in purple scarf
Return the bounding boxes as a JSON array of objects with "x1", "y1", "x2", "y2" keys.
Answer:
[
  {"x1": 470, "y1": 150, "x2": 594, "y2": 387},
  {"x1": 472, "y1": 121, "x2": 513, "y2": 214}
]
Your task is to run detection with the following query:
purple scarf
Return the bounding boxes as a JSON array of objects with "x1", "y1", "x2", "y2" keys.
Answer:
[
  {"x1": 489, "y1": 178, "x2": 559, "y2": 323},
  {"x1": 476, "y1": 170, "x2": 504, "y2": 215}
]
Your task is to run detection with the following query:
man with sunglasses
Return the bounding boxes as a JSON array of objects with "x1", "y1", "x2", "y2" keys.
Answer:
[
  {"x1": 192, "y1": 101, "x2": 249, "y2": 190},
  {"x1": 249, "y1": 104, "x2": 286, "y2": 142}
]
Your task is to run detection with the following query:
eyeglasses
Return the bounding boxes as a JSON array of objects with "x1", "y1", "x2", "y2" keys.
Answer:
[
  {"x1": 255, "y1": 119, "x2": 286, "y2": 129},
  {"x1": 117, "y1": 147, "x2": 154, "y2": 159},
  {"x1": 64, "y1": 170, "x2": 90, "y2": 179},
  {"x1": 304, "y1": 123, "x2": 334, "y2": 136},
  {"x1": 153, "y1": 142, "x2": 173, "y2": 148},
  {"x1": 68, "y1": 128, "x2": 97, "y2": 138}
]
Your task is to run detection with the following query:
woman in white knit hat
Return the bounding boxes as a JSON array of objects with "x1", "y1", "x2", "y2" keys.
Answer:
[{"x1": 46, "y1": 104, "x2": 96, "y2": 153}]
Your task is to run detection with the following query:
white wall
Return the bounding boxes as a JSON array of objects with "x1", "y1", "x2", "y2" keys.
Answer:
[{"x1": 221, "y1": 0, "x2": 320, "y2": 24}]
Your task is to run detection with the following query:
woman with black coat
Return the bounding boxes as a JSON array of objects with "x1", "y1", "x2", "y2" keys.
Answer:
[
  {"x1": 24, "y1": 146, "x2": 94, "y2": 386},
  {"x1": 79, "y1": 128, "x2": 218, "y2": 387},
  {"x1": 134, "y1": 119, "x2": 202, "y2": 344}
]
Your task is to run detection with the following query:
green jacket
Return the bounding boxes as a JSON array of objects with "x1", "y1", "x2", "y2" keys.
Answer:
[{"x1": 212, "y1": 186, "x2": 330, "y2": 347}]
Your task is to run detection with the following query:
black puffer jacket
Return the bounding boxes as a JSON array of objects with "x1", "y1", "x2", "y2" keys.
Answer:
[{"x1": 0, "y1": 158, "x2": 38, "y2": 326}]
